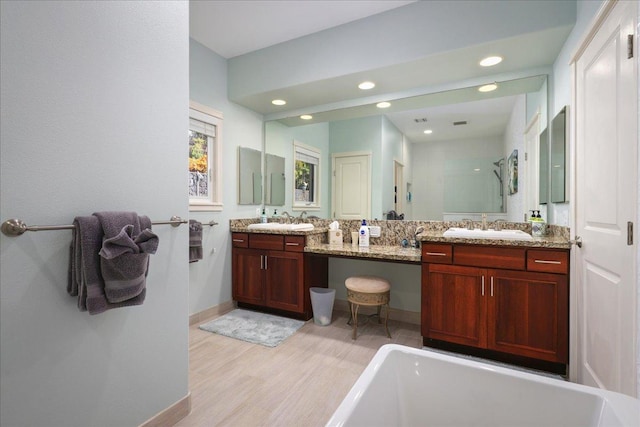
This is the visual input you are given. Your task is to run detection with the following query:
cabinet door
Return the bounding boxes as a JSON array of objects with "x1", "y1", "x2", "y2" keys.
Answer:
[
  {"x1": 232, "y1": 248, "x2": 265, "y2": 305},
  {"x1": 422, "y1": 263, "x2": 487, "y2": 348},
  {"x1": 487, "y1": 269, "x2": 568, "y2": 363},
  {"x1": 265, "y1": 250, "x2": 304, "y2": 312}
]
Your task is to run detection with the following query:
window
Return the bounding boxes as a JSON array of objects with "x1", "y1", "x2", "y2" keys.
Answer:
[
  {"x1": 189, "y1": 101, "x2": 222, "y2": 211},
  {"x1": 293, "y1": 141, "x2": 321, "y2": 210}
]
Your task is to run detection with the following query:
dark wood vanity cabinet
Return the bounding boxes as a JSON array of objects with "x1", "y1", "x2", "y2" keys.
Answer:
[
  {"x1": 231, "y1": 232, "x2": 327, "y2": 320},
  {"x1": 422, "y1": 243, "x2": 569, "y2": 365}
]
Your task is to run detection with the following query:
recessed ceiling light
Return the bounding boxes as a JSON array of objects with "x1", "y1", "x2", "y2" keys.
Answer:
[
  {"x1": 423, "y1": 129, "x2": 433, "y2": 134},
  {"x1": 478, "y1": 83, "x2": 498, "y2": 92},
  {"x1": 271, "y1": 99, "x2": 286, "y2": 106},
  {"x1": 376, "y1": 102, "x2": 391, "y2": 109},
  {"x1": 479, "y1": 56, "x2": 503, "y2": 67},
  {"x1": 300, "y1": 114, "x2": 313, "y2": 120},
  {"x1": 358, "y1": 81, "x2": 375, "y2": 90}
]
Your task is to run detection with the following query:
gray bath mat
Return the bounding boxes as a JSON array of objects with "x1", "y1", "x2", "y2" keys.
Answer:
[{"x1": 199, "y1": 309, "x2": 305, "y2": 347}]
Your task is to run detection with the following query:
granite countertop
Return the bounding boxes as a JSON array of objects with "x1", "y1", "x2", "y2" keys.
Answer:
[
  {"x1": 418, "y1": 230, "x2": 571, "y2": 249},
  {"x1": 229, "y1": 225, "x2": 327, "y2": 236},
  {"x1": 304, "y1": 243, "x2": 421, "y2": 263}
]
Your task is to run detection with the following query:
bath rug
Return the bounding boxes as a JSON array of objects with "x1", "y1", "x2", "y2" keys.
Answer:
[{"x1": 199, "y1": 309, "x2": 305, "y2": 348}]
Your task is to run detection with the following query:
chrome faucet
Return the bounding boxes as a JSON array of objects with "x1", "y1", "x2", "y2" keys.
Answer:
[
  {"x1": 412, "y1": 226, "x2": 425, "y2": 249},
  {"x1": 298, "y1": 211, "x2": 308, "y2": 223},
  {"x1": 481, "y1": 213, "x2": 488, "y2": 230},
  {"x1": 462, "y1": 218, "x2": 474, "y2": 230},
  {"x1": 493, "y1": 219, "x2": 507, "y2": 231},
  {"x1": 281, "y1": 211, "x2": 291, "y2": 223}
]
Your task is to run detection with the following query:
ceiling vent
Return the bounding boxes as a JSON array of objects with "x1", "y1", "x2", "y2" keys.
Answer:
[
  {"x1": 414, "y1": 118, "x2": 428, "y2": 123},
  {"x1": 453, "y1": 120, "x2": 468, "y2": 126}
]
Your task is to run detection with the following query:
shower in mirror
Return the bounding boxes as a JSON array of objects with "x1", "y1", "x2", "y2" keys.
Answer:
[{"x1": 493, "y1": 158, "x2": 505, "y2": 212}]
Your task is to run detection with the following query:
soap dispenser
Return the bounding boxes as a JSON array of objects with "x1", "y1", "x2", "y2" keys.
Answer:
[
  {"x1": 359, "y1": 219, "x2": 370, "y2": 247},
  {"x1": 261, "y1": 208, "x2": 267, "y2": 223}
]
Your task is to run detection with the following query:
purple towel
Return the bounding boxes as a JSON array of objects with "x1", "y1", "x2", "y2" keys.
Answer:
[
  {"x1": 189, "y1": 219, "x2": 203, "y2": 263},
  {"x1": 94, "y1": 212, "x2": 158, "y2": 303},
  {"x1": 68, "y1": 216, "x2": 146, "y2": 315}
]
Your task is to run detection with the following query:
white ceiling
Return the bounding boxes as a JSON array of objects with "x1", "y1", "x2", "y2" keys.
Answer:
[{"x1": 189, "y1": 0, "x2": 415, "y2": 59}]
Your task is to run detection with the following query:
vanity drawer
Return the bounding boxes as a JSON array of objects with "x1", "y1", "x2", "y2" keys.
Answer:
[
  {"x1": 284, "y1": 236, "x2": 305, "y2": 252},
  {"x1": 422, "y1": 244, "x2": 453, "y2": 264},
  {"x1": 249, "y1": 234, "x2": 284, "y2": 250},
  {"x1": 231, "y1": 233, "x2": 249, "y2": 248},
  {"x1": 527, "y1": 250, "x2": 569, "y2": 274},
  {"x1": 454, "y1": 245, "x2": 526, "y2": 270}
]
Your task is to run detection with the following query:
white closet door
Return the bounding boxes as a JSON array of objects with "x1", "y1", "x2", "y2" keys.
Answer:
[{"x1": 573, "y1": 0, "x2": 638, "y2": 397}]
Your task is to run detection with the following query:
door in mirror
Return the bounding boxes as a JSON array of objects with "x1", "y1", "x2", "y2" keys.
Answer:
[{"x1": 238, "y1": 146, "x2": 262, "y2": 204}]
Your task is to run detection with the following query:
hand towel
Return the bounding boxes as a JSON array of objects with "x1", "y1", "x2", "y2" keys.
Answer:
[
  {"x1": 94, "y1": 211, "x2": 158, "y2": 304},
  {"x1": 68, "y1": 216, "x2": 145, "y2": 315},
  {"x1": 189, "y1": 219, "x2": 203, "y2": 263}
]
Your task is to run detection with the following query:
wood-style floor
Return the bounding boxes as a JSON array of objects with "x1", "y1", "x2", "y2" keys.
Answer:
[{"x1": 175, "y1": 309, "x2": 422, "y2": 427}]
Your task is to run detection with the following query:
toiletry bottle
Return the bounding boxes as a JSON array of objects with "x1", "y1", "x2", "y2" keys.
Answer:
[
  {"x1": 261, "y1": 208, "x2": 267, "y2": 223},
  {"x1": 272, "y1": 209, "x2": 278, "y2": 218},
  {"x1": 359, "y1": 219, "x2": 370, "y2": 247}
]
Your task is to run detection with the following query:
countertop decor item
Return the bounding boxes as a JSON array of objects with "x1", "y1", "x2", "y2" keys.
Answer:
[{"x1": 199, "y1": 309, "x2": 305, "y2": 347}]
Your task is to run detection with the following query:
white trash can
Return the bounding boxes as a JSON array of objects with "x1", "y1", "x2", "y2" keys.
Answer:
[{"x1": 310, "y1": 287, "x2": 335, "y2": 326}]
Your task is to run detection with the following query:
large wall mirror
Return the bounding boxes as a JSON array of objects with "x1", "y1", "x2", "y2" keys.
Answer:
[{"x1": 264, "y1": 74, "x2": 548, "y2": 221}]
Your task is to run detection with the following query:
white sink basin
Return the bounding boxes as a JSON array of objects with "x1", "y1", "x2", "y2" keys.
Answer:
[
  {"x1": 443, "y1": 227, "x2": 533, "y2": 241},
  {"x1": 247, "y1": 223, "x2": 314, "y2": 231}
]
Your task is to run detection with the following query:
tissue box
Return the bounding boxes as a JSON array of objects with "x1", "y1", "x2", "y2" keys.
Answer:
[{"x1": 328, "y1": 229, "x2": 342, "y2": 245}]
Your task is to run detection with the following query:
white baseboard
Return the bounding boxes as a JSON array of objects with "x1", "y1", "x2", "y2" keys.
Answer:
[
  {"x1": 189, "y1": 300, "x2": 236, "y2": 326},
  {"x1": 139, "y1": 392, "x2": 191, "y2": 427}
]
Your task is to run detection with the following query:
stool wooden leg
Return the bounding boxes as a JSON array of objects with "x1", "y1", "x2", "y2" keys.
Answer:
[
  {"x1": 351, "y1": 303, "x2": 359, "y2": 340},
  {"x1": 384, "y1": 303, "x2": 391, "y2": 338},
  {"x1": 347, "y1": 302, "x2": 353, "y2": 326}
]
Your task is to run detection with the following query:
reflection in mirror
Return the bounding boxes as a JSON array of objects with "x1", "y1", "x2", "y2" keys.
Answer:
[
  {"x1": 444, "y1": 157, "x2": 504, "y2": 213},
  {"x1": 238, "y1": 146, "x2": 262, "y2": 205},
  {"x1": 550, "y1": 107, "x2": 567, "y2": 203},
  {"x1": 265, "y1": 153, "x2": 285, "y2": 206},
  {"x1": 539, "y1": 127, "x2": 549, "y2": 204},
  {"x1": 265, "y1": 75, "x2": 547, "y2": 221}
]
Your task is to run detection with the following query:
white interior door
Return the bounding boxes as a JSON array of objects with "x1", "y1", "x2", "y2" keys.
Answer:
[
  {"x1": 332, "y1": 152, "x2": 371, "y2": 219},
  {"x1": 573, "y1": 0, "x2": 638, "y2": 397}
]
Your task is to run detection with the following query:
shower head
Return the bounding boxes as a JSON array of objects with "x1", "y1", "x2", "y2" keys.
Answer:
[{"x1": 493, "y1": 158, "x2": 504, "y2": 167}]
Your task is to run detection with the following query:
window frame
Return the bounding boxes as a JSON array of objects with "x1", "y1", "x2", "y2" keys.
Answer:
[
  {"x1": 292, "y1": 140, "x2": 321, "y2": 211},
  {"x1": 189, "y1": 101, "x2": 223, "y2": 212}
]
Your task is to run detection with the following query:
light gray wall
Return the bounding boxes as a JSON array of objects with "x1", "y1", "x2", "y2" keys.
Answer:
[
  {"x1": 0, "y1": 2, "x2": 189, "y2": 426},
  {"x1": 188, "y1": 39, "x2": 265, "y2": 315}
]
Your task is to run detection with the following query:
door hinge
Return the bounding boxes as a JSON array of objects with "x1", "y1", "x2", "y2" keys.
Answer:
[
  {"x1": 333, "y1": 170, "x2": 336, "y2": 177},
  {"x1": 629, "y1": 34, "x2": 634, "y2": 59},
  {"x1": 628, "y1": 221, "x2": 634, "y2": 245}
]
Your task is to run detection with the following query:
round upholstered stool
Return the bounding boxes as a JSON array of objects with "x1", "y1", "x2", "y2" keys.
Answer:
[{"x1": 345, "y1": 276, "x2": 391, "y2": 340}]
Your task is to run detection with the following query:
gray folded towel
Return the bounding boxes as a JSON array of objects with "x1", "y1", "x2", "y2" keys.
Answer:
[
  {"x1": 189, "y1": 219, "x2": 203, "y2": 263},
  {"x1": 68, "y1": 216, "x2": 146, "y2": 315},
  {"x1": 93, "y1": 212, "x2": 158, "y2": 303}
]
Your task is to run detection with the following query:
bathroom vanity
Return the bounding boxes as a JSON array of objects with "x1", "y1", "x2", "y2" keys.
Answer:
[
  {"x1": 421, "y1": 241, "x2": 569, "y2": 372},
  {"x1": 231, "y1": 231, "x2": 327, "y2": 320},
  {"x1": 230, "y1": 218, "x2": 571, "y2": 373}
]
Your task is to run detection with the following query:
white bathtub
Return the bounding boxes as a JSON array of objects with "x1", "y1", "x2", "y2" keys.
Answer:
[{"x1": 327, "y1": 344, "x2": 640, "y2": 427}]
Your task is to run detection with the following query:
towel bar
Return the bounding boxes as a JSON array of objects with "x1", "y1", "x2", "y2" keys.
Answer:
[{"x1": 1, "y1": 216, "x2": 188, "y2": 237}]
